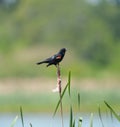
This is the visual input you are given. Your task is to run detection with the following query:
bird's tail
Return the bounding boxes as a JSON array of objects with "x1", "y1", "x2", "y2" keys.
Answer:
[{"x1": 36, "y1": 60, "x2": 48, "y2": 65}]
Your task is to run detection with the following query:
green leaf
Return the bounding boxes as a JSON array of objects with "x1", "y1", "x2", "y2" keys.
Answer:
[
  {"x1": 104, "y1": 101, "x2": 120, "y2": 122},
  {"x1": 98, "y1": 105, "x2": 104, "y2": 127},
  {"x1": 78, "y1": 117, "x2": 83, "y2": 127},
  {"x1": 72, "y1": 119, "x2": 75, "y2": 127},
  {"x1": 68, "y1": 71, "x2": 71, "y2": 97},
  {"x1": 20, "y1": 106, "x2": 24, "y2": 127},
  {"x1": 78, "y1": 93, "x2": 80, "y2": 110},
  {"x1": 53, "y1": 82, "x2": 68, "y2": 116},
  {"x1": 30, "y1": 123, "x2": 33, "y2": 127},
  {"x1": 53, "y1": 71, "x2": 71, "y2": 116},
  {"x1": 110, "y1": 109, "x2": 113, "y2": 122},
  {"x1": 69, "y1": 107, "x2": 73, "y2": 127},
  {"x1": 90, "y1": 113, "x2": 93, "y2": 127},
  {"x1": 10, "y1": 116, "x2": 18, "y2": 127}
]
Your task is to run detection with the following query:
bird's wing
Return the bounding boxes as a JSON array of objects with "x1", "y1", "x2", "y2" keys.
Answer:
[
  {"x1": 45, "y1": 55, "x2": 55, "y2": 61},
  {"x1": 56, "y1": 54, "x2": 62, "y2": 60}
]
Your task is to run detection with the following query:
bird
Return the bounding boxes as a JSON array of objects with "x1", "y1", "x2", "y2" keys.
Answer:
[{"x1": 36, "y1": 48, "x2": 66, "y2": 67}]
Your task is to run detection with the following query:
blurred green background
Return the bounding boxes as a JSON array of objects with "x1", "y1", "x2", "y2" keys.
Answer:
[{"x1": 0, "y1": 0, "x2": 120, "y2": 112}]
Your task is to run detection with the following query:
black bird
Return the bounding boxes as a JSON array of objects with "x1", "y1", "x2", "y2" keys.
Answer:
[{"x1": 36, "y1": 48, "x2": 66, "y2": 67}]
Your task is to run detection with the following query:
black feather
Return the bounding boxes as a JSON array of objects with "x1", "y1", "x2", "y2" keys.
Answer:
[{"x1": 36, "y1": 48, "x2": 66, "y2": 67}]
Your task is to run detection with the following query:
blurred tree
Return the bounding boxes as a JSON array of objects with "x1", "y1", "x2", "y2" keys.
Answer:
[
  {"x1": 0, "y1": 0, "x2": 120, "y2": 77},
  {"x1": 115, "y1": 0, "x2": 120, "y2": 5}
]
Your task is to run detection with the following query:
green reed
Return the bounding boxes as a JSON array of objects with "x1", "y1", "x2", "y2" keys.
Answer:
[{"x1": 9, "y1": 71, "x2": 120, "y2": 127}]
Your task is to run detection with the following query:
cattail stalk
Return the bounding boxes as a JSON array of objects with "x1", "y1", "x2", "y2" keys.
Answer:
[
  {"x1": 57, "y1": 64, "x2": 64, "y2": 127},
  {"x1": 53, "y1": 64, "x2": 64, "y2": 127}
]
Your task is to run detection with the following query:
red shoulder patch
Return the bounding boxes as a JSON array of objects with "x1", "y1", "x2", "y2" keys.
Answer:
[{"x1": 56, "y1": 55, "x2": 61, "y2": 59}]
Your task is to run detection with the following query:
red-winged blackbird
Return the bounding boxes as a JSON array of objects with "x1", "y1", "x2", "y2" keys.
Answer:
[{"x1": 36, "y1": 48, "x2": 66, "y2": 67}]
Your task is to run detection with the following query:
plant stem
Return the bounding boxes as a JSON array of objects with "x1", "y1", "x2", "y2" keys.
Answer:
[{"x1": 57, "y1": 64, "x2": 64, "y2": 127}]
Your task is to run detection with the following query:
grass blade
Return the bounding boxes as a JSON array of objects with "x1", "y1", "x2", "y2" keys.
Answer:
[
  {"x1": 104, "y1": 101, "x2": 120, "y2": 122},
  {"x1": 110, "y1": 109, "x2": 113, "y2": 122},
  {"x1": 72, "y1": 119, "x2": 75, "y2": 127},
  {"x1": 90, "y1": 113, "x2": 93, "y2": 127},
  {"x1": 53, "y1": 71, "x2": 71, "y2": 116},
  {"x1": 10, "y1": 116, "x2": 18, "y2": 127},
  {"x1": 20, "y1": 106, "x2": 24, "y2": 127},
  {"x1": 53, "y1": 82, "x2": 68, "y2": 116},
  {"x1": 30, "y1": 123, "x2": 33, "y2": 127},
  {"x1": 78, "y1": 117, "x2": 83, "y2": 127},
  {"x1": 78, "y1": 93, "x2": 80, "y2": 110},
  {"x1": 68, "y1": 71, "x2": 71, "y2": 97},
  {"x1": 98, "y1": 105, "x2": 104, "y2": 127},
  {"x1": 69, "y1": 107, "x2": 73, "y2": 127}
]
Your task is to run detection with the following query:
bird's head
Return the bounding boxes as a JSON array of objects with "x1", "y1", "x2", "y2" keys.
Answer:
[{"x1": 59, "y1": 48, "x2": 66, "y2": 54}]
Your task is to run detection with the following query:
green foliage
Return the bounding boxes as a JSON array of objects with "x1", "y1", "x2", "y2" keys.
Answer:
[
  {"x1": 104, "y1": 101, "x2": 120, "y2": 122},
  {"x1": 0, "y1": 0, "x2": 120, "y2": 77},
  {"x1": 98, "y1": 105, "x2": 104, "y2": 127},
  {"x1": 69, "y1": 107, "x2": 73, "y2": 127},
  {"x1": 1, "y1": 70, "x2": 120, "y2": 127},
  {"x1": 20, "y1": 107, "x2": 24, "y2": 127},
  {"x1": 68, "y1": 71, "x2": 71, "y2": 97},
  {"x1": 10, "y1": 116, "x2": 18, "y2": 127},
  {"x1": 53, "y1": 71, "x2": 71, "y2": 116},
  {"x1": 54, "y1": 70, "x2": 120, "y2": 127},
  {"x1": 78, "y1": 93, "x2": 80, "y2": 110},
  {"x1": 78, "y1": 117, "x2": 82, "y2": 127},
  {"x1": 30, "y1": 123, "x2": 33, "y2": 127},
  {"x1": 90, "y1": 113, "x2": 93, "y2": 127}
]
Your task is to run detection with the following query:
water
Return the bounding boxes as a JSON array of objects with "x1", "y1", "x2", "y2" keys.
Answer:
[{"x1": 0, "y1": 113, "x2": 119, "y2": 127}]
